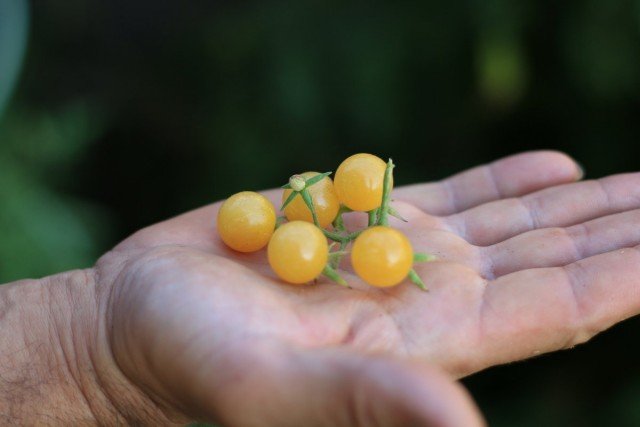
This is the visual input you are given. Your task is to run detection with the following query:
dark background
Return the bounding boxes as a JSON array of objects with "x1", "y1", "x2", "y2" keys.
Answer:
[{"x1": 1, "y1": 1, "x2": 640, "y2": 425}]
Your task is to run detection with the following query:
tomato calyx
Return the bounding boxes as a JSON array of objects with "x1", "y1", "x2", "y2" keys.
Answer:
[
  {"x1": 280, "y1": 171, "x2": 332, "y2": 209},
  {"x1": 288, "y1": 174, "x2": 306, "y2": 191}
]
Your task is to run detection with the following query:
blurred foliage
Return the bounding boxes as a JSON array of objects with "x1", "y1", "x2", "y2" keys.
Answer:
[
  {"x1": 0, "y1": 0, "x2": 28, "y2": 116},
  {"x1": 0, "y1": 102, "x2": 109, "y2": 280},
  {"x1": 0, "y1": 0, "x2": 107, "y2": 279},
  {"x1": 1, "y1": 0, "x2": 640, "y2": 425}
]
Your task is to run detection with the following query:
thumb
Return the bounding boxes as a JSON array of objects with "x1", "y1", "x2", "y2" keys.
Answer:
[{"x1": 203, "y1": 344, "x2": 485, "y2": 427}]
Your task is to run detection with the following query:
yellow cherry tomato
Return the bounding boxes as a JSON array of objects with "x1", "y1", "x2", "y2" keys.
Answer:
[
  {"x1": 282, "y1": 171, "x2": 340, "y2": 228},
  {"x1": 268, "y1": 221, "x2": 328, "y2": 284},
  {"x1": 217, "y1": 191, "x2": 276, "y2": 252},
  {"x1": 351, "y1": 226, "x2": 413, "y2": 287},
  {"x1": 334, "y1": 153, "x2": 391, "y2": 212}
]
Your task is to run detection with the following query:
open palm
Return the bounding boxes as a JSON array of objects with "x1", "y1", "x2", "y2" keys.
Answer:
[{"x1": 95, "y1": 151, "x2": 640, "y2": 426}]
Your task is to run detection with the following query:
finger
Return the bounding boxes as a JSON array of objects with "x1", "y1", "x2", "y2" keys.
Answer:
[
  {"x1": 451, "y1": 173, "x2": 640, "y2": 246},
  {"x1": 395, "y1": 150, "x2": 582, "y2": 216},
  {"x1": 484, "y1": 209, "x2": 640, "y2": 278},
  {"x1": 196, "y1": 345, "x2": 486, "y2": 427},
  {"x1": 477, "y1": 245, "x2": 640, "y2": 370}
]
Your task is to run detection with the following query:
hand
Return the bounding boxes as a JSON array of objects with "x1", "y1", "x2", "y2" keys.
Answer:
[{"x1": 89, "y1": 150, "x2": 639, "y2": 425}]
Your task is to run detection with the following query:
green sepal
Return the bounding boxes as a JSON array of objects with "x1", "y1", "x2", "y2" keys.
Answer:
[
  {"x1": 413, "y1": 253, "x2": 436, "y2": 263},
  {"x1": 304, "y1": 171, "x2": 332, "y2": 188},
  {"x1": 323, "y1": 265, "x2": 349, "y2": 287},
  {"x1": 408, "y1": 269, "x2": 428, "y2": 291},
  {"x1": 388, "y1": 206, "x2": 408, "y2": 222},
  {"x1": 280, "y1": 190, "x2": 299, "y2": 211},
  {"x1": 376, "y1": 158, "x2": 395, "y2": 226},
  {"x1": 281, "y1": 183, "x2": 292, "y2": 189},
  {"x1": 300, "y1": 188, "x2": 320, "y2": 226}
]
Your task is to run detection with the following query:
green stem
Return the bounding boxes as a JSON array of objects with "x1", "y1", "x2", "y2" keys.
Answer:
[
  {"x1": 332, "y1": 205, "x2": 352, "y2": 232},
  {"x1": 330, "y1": 240, "x2": 349, "y2": 269},
  {"x1": 347, "y1": 230, "x2": 362, "y2": 240},
  {"x1": 332, "y1": 212, "x2": 346, "y2": 233},
  {"x1": 368, "y1": 209, "x2": 378, "y2": 226},
  {"x1": 275, "y1": 216, "x2": 287, "y2": 229},
  {"x1": 322, "y1": 229, "x2": 361, "y2": 243},
  {"x1": 376, "y1": 159, "x2": 395, "y2": 226},
  {"x1": 322, "y1": 229, "x2": 346, "y2": 242}
]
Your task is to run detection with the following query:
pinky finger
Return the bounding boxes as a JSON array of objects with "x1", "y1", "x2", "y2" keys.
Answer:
[{"x1": 477, "y1": 245, "x2": 640, "y2": 369}]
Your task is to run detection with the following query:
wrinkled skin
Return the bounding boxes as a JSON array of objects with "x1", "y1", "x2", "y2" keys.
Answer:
[{"x1": 93, "y1": 151, "x2": 640, "y2": 426}]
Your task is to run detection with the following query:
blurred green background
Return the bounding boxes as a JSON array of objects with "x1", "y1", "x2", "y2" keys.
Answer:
[{"x1": 1, "y1": 0, "x2": 640, "y2": 425}]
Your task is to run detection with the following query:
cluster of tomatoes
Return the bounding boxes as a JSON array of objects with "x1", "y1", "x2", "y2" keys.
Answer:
[{"x1": 216, "y1": 153, "x2": 431, "y2": 289}]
